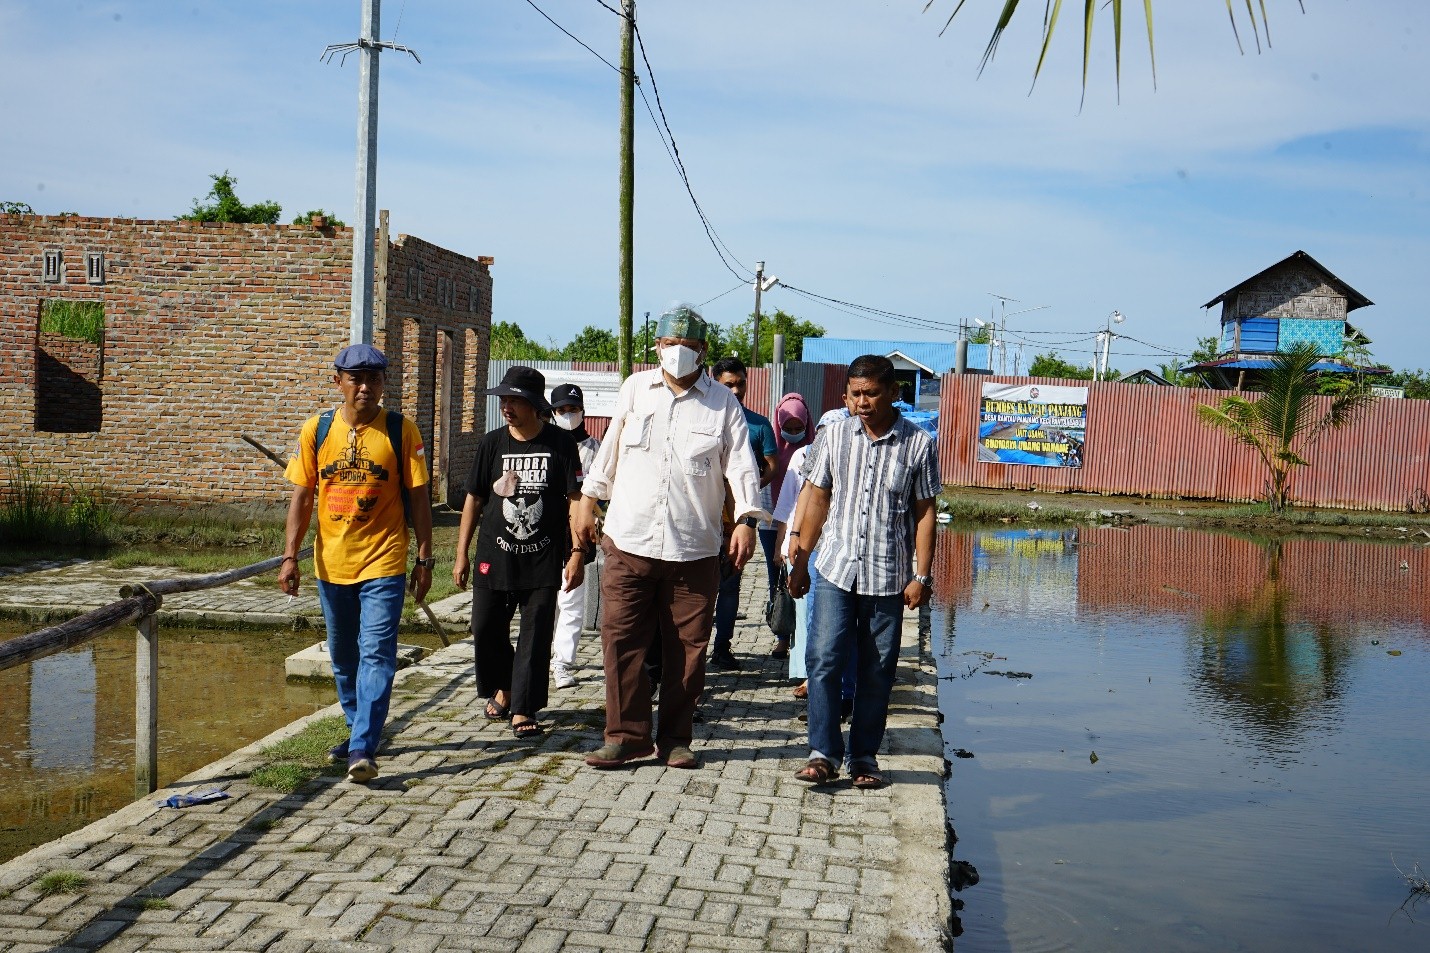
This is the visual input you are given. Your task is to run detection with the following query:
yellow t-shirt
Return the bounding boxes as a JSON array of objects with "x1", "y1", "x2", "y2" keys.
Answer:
[{"x1": 285, "y1": 409, "x2": 430, "y2": 585}]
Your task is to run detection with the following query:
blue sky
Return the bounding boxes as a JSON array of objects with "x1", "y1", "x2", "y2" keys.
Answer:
[{"x1": 4, "y1": 1, "x2": 1427, "y2": 371}]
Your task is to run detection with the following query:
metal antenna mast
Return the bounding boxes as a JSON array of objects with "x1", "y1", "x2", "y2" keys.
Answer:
[{"x1": 322, "y1": 0, "x2": 421, "y2": 346}]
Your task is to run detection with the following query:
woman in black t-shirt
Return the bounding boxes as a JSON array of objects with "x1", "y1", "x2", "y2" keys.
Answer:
[{"x1": 453, "y1": 366, "x2": 584, "y2": 739}]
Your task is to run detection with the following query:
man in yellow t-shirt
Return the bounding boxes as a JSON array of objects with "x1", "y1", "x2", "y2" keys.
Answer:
[{"x1": 279, "y1": 343, "x2": 434, "y2": 784}]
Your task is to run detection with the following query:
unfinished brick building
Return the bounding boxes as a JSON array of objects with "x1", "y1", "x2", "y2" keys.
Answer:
[{"x1": 0, "y1": 213, "x2": 491, "y2": 511}]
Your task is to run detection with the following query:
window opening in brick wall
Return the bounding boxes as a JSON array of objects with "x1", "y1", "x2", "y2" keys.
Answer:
[
  {"x1": 445, "y1": 279, "x2": 456, "y2": 309},
  {"x1": 468, "y1": 283, "x2": 479, "y2": 313},
  {"x1": 463, "y1": 328, "x2": 481, "y2": 433},
  {"x1": 36, "y1": 300, "x2": 105, "y2": 433},
  {"x1": 406, "y1": 266, "x2": 419, "y2": 300},
  {"x1": 43, "y1": 249, "x2": 62, "y2": 283},
  {"x1": 85, "y1": 251, "x2": 105, "y2": 285}
]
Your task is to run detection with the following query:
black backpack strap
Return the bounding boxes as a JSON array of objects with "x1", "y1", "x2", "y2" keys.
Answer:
[{"x1": 311, "y1": 409, "x2": 336, "y2": 466}]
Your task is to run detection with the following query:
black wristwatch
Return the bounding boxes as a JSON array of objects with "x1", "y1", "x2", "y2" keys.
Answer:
[
  {"x1": 413, "y1": 556, "x2": 436, "y2": 570},
  {"x1": 738, "y1": 517, "x2": 759, "y2": 528}
]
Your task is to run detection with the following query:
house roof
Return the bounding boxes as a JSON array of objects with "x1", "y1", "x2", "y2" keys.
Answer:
[
  {"x1": 801, "y1": 337, "x2": 990, "y2": 373},
  {"x1": 884, "y1": 349, "x2": 938, "y2": 376},
  {"x1": 1202, "y1": 250, "x2": 1373, "y2": 313}
]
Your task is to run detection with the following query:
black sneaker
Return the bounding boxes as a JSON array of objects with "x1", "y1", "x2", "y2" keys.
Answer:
[
  {"x1": 709, "y1": 648, "x2": 742, "y2": 671},
  {"x1": 326, "y1": 741, "x2": 350, "y2": 764}
]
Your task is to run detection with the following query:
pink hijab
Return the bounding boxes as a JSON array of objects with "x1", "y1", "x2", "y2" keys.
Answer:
[{"x1": 770, "y1": 393, "x2": 813, "y2": 509}]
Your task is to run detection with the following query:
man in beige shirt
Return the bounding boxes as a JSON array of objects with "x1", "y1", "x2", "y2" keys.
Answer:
[{"x1": 573, "y1": 305, "x2": 764, "y2": 770}]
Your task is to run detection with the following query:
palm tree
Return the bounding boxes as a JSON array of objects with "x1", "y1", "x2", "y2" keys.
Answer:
[
  {"x1": 926, "y1": 1, "x2": 1303, "y2": 95},
  {"x1": 1195, "y1": 343, "x2": 1373, "y2": 513}
]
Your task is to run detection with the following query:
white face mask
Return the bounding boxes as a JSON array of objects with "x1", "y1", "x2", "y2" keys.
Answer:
[
  {"x1": 554, "y1": 410, "x2": 584, "y2": 431},
  {"x1": 659, "y1": 343, "x2": 703, "y2": 379}
]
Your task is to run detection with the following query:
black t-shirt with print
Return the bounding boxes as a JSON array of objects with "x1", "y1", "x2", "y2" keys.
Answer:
[{"x1": 466, "y1": 423, "x2": 582, "y2": 590}]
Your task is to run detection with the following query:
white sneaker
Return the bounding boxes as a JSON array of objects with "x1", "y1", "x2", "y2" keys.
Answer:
[{"x1": 552, "y1": 663, "x2": 578, "y2": 689}]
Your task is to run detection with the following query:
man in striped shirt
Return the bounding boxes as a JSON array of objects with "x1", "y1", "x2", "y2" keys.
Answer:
[{"x1": 787, "y1": 354, "x2": 939, "y2": 789}]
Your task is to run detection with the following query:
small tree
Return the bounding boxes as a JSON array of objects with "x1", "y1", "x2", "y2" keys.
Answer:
[
  {"x1": 723, "y1": 309, "x2": 826, "y2": 363},
  {"x1": 292, "y1": 208, "x2": 346, "y2": 227},
  {"x1": 1195, "y1": 343, "x2": 1374, "y2": 513},
  {"x1": 562, "y1": 326, "x2": 619, "y2": 362},
  {"x1": 1, "y1": 201, "x2": 35, "y2": 215},
  {"x1": 1029, "y1": 351, "x2": 1096, "y2": 381},
  {"x1": 179, "y1": 172, "x2": 281, "y2": 224},
  {"x1": 490, "y1": 321, "x2": 558, "y2": 361}
]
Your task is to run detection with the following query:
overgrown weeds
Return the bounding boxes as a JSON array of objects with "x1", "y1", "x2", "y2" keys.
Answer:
[
  {"x1": 39, "y1": 300, "x2": 104, "y2": 346},
  {"x1": 247, "y1": 716, "x2": 350, "y2": 793},
  {"x1": 0, "y1": 455, "x2": 115, "y2": 546},
  {"x1": 35, "y1": 870, "x2": 86, "y2": 897}
]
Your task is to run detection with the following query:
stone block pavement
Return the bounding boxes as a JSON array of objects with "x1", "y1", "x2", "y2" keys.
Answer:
[{"x1": 0, "y1": 562, "x2": 951, "y2": 952}]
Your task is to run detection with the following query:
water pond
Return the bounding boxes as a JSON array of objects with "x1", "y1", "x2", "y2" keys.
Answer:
[
  {"x1": 932, "y1": 525, "x2": 1430, "y2": 952},
  {"x1": 0, "y1": 623, "x2": 442, "y2": 865}
]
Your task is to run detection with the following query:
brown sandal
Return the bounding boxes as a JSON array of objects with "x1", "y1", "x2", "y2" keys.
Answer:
[
  {"x1": 792, "y1": 682, "x2": 808, "y2": 700},
  {"x1": 851, "y1": 765, "x2": 886, "y2": 789},
  {"x1": 794, "y1": 757, "x2": 838, "y2": 785}
]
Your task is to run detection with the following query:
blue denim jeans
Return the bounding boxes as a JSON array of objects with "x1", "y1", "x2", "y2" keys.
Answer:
[
  {"x1": 804, "y1": 573, "x2": 903, "y2": 769},
  {"x1": 711, "y1": 563, "x2": 743, "y2": 655},
  {"x1": 317, "y1": 574, "x2": 406, "y2": 759}
]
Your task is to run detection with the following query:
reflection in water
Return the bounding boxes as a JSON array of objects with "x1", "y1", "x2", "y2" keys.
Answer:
[
  {"x1": 934, "y1": 524, "x2": 1430, "y2": 953},
  {"x1": 29, "y1": 649, "x2": 96, "y2": 771},
  {"x1": 0, "y1": 626, "x2": 337, "y2": 864},
  {"x1": 1189, "y1": 542, "x2": 1351, "y2": 755}
]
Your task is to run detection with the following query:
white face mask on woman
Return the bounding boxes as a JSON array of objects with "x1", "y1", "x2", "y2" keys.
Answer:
[
  {"x1": 554, "y1": 410, "x2": 584, "y2": 431},
  {"x1": 659, "y1": 343, "x2": 703, "y2": 379}
]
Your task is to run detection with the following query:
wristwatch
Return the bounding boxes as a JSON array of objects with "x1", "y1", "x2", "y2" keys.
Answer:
[
  {"x1": 738, "y1": 517, "x2": 759, "y2": 528},
  {"x1": 913, "y1": 573, "x2": 933, "y2": 587},
  {"x1": 413, "y1": 556, "x2": 436, "y2": 570}
]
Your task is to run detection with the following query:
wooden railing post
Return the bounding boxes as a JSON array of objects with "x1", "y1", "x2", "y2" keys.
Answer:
[{"x1": 134, "y1": 612, "x2": 159, "y2": 798}]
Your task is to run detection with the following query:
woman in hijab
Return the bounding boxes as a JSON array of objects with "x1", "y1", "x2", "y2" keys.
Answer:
[{"x1": 764, "y1": 393, "x2": 813, "y2": 658}]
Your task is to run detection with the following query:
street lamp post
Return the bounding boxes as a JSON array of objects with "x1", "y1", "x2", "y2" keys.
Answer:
[{"x1": 1098, "y1": 310, "x2": 1125, "y2": 381}]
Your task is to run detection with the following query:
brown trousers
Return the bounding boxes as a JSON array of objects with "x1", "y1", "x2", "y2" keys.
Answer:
[{"x1": 600, "y1": 539, "x2": 719, "y2": 750}]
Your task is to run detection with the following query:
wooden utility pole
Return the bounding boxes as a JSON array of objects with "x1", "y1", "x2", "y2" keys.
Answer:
[
  {"x1": 618, "y1": 0, "x2": 636, "y2": 378},
  {"x1": 752, "y1": 260, "x2": 764, "y2": 367}
]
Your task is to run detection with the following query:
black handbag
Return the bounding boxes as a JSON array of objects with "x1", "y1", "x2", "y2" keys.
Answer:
[{"x1": 765, "y1": 564, "x2": 797, "y2": 637}]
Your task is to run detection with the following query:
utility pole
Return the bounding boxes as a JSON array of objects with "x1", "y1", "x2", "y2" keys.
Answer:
[
  {"x1": 618, "y1": 0, "x2": 636, "y2": 378},
  {"x1": 352, "y1": 0, "x2": 381, "y2": 346},
  {"x1": 322, "y1": 0, "x2": 420, "y2": 346},
  {"x1": 752, "y1": 260, "x2": 764, "y2": 367}
]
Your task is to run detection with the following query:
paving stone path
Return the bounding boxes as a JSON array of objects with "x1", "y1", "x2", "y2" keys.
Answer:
[{"x1": 0, "y1": 563, "x2": 950, "y2": 952}]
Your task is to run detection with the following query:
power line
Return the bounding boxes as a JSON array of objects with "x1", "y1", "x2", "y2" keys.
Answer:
[
  {"x1": 698, "y1": 281, "x2": 750, "y2": 308},
  {"x1": 632, "y1": 22, "x2": 753, "y2": 279},
  {"x1": 590, "y1": 0, "x2": 625, "y2": 16},
  {"x1": 522, "y1": 0, "x2": 621, "y2": 73}
]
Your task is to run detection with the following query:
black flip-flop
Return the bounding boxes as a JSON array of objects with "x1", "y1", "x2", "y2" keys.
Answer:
[
  {"x1": 485, "y1": 699, "x2": 511, "y2": 720},
  {"x1": 511, "y1": 721, "x2": 545, "y2": 741}
]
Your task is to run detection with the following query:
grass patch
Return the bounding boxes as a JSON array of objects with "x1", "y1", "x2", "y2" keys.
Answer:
[
  {"x1": 139, "y1": 896, "x2": 172, "y2": 911},
  {"x1": 40, "y1": 300, "x2": 104, "y2": 346},
  {"x1": 247, "y1": 716, "x2": 349, "y2": 793},
  {"x1": 0, "y1": 455, "x2": 116, "y2": 547},
  {"x1": 35, "y1": 870, "x2": 86, "y2": 897}
]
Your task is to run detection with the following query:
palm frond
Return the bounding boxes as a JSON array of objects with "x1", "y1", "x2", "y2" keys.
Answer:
[{"x1": 927, "y1": 0, "x2": 1296, "y2": 94}]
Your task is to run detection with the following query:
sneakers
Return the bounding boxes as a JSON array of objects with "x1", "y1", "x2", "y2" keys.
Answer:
[
  {"x1": 326, "y1": 741, "x2": 350, "y2": 764},
  {"x1": 551, "y1": 663, "x2": 578, "y2": 689},
  {"x1": 709, "y1": 648, "x2": 742, "y2": 671},
  {"x1": 345, "y1": 753, "x2": 379, "y2": 784},
  {"x1": 584, "y1": 742, "x2": 656, "y2": 769}
]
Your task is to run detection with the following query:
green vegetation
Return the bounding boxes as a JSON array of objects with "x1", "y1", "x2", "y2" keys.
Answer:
[
  {"x1": 1, "y1": 201, "x2": 35, "y2": 215},
  {"x1": 39, "y1": 300, "x2": 105, "y2": 347},
  {"x1": 292, "y1": 209, "x2": 346, "y2": 227},
  {"x1": 720, "y1": 309, "x2": 826, "y2": 363},
  {"x1": 35, "y1": 871, "x2": 86, "y2": 898},
  {"x1": 178, "y1": 171, "x2": 281, "y2": 225},
  {"x1": 0, "y1": 455, "x2": 115, "y2": 547},
  {"x1": 247, "y1": 715, "x2": 350, "y2": 792},
  {"x1": 1028, "y1": 351, "x2": 1097, "y2": 381},
  {"x1": 931, "y1": 2, "x2": 1282, "y2": 93},
  {"x1": 138, "y1": 896, "x2": 172, "y2": 911},
  {"x1": 1196, "y1": 343, "x2": 1374, "y2": 513}
]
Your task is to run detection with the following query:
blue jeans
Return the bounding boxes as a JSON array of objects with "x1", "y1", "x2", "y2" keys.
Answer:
[
  {"x1": 805, "y1": 573, "x2": 903, "y2": 769},
  {"x1": 317, "y1": 574, "x2": 406, "y2": 759},
  {"x1": 712, "y1": 563, "x2": 743, "y2": 655}
]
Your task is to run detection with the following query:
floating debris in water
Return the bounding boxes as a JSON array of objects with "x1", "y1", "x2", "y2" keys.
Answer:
[
  {"x1": 986, "y1": 670, "x2": 1032, "y2": 679},
  {"x1": 1089, "y1": 751, "x2": 1100, "y2": 764}
]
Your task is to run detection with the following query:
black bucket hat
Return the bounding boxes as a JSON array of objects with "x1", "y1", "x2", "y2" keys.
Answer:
[{"x1": 486, "y1": 365, "x2": 552, "y2": 413}]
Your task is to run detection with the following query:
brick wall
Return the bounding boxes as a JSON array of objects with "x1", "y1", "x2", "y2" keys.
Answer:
[{"x1": 0, "y1": 215, "x2": 490, "y2": 510}]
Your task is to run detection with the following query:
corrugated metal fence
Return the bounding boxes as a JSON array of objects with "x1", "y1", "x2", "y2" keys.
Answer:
[{"x1": 936, "y1": 373, "x2": 1430, "y2": 511}]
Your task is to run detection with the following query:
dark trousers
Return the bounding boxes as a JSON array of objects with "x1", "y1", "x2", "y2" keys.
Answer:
[
  {"x1": 600, "y1": 539, "x2": 718, "y2": 750},
  {"x1": 472, "y1": 584, "x2": 558, "y2": 718}
]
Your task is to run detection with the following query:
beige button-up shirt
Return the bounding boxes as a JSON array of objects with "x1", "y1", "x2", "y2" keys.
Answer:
[{"x1": 582, "y1": 368, "x2": 765, "y2": 562}]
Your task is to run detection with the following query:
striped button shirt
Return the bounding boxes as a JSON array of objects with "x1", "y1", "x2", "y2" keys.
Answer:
[{"x1": 804, "y1": 413, "x2": 939, "y2": 596}]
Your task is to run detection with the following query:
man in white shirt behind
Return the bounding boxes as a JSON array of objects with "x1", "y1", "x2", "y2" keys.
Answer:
[{"x1": 573, "y1": 305, "x2": 764, "y2": 770}]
